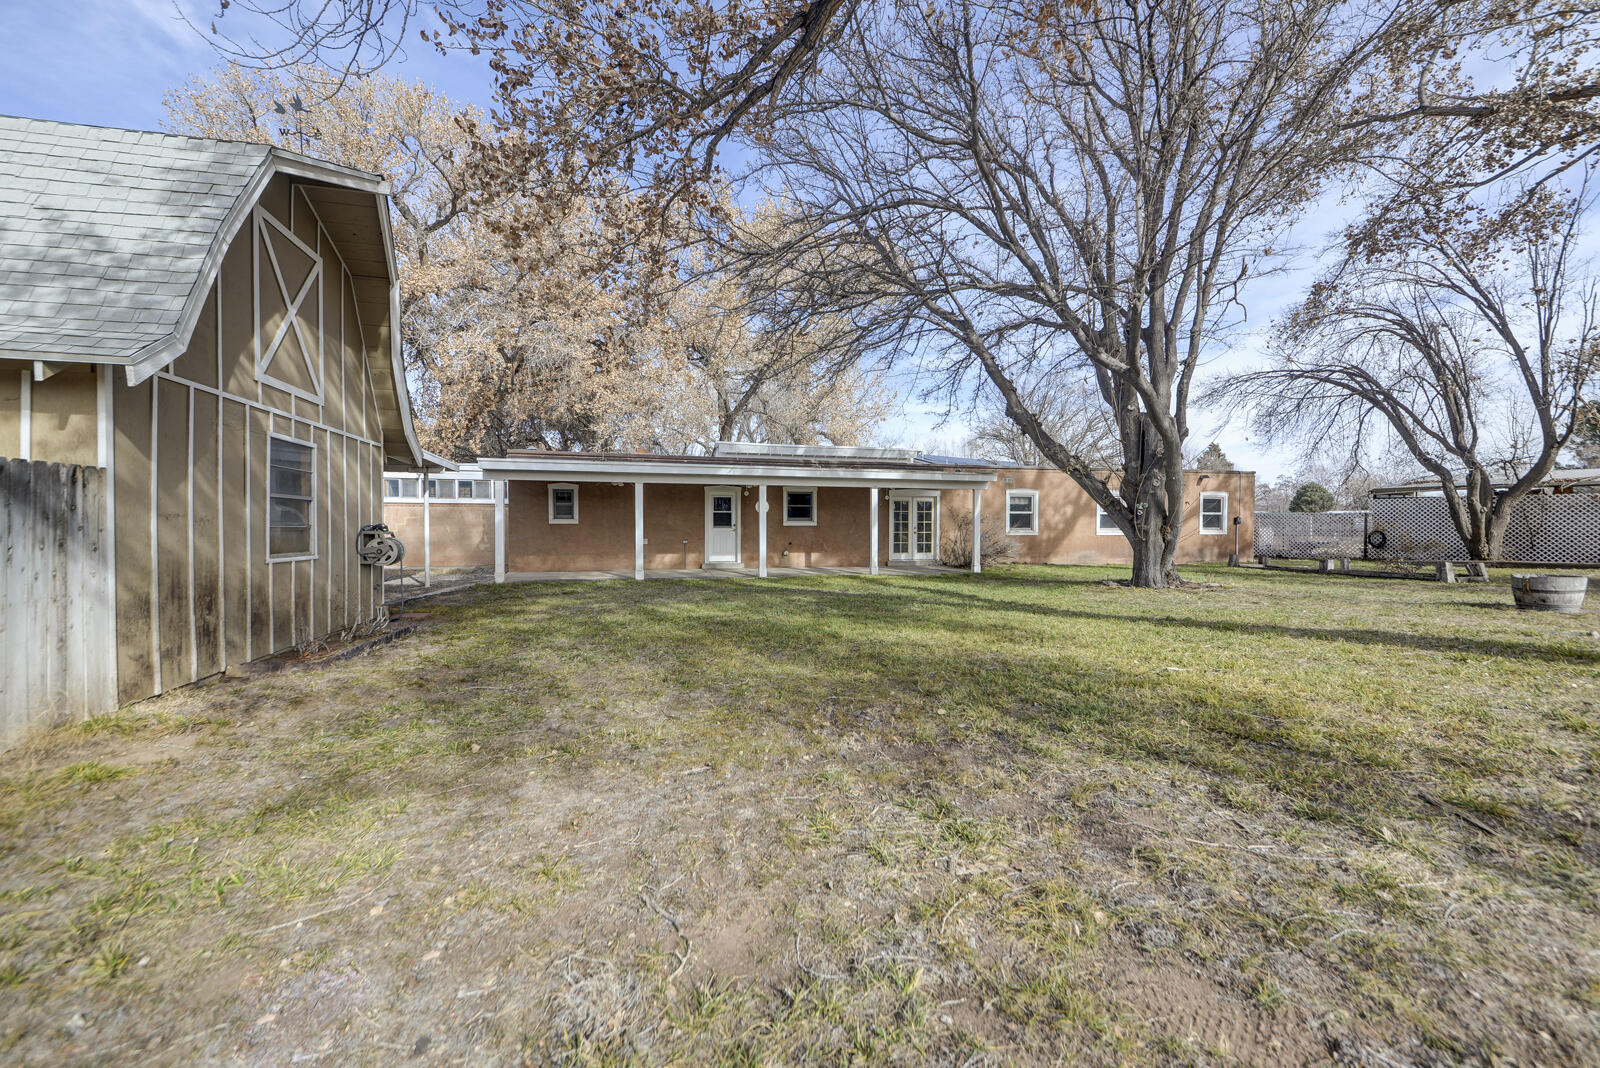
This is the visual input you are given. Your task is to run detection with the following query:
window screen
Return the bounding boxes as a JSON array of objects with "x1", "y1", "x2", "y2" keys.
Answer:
[
  {"x1": 785, "y1": 489, "x2": 815, "y2": 523},
  {"x1": 1007, "y1": 492, "x2": 1036, "y2": 533},
  {"x1": 268, "y1": 437, "x2": 315, "y2": 556},
  {"x1": 550, "y1": 485, "x2": 577, "y2": 522}
]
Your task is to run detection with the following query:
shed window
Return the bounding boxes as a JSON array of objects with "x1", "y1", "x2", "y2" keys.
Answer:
[
  {"x1": 1199, "y1": 492, "x2": 1227, "y2": 533},
  {"x1": 268, "y1": 436, "x2": 315, "y2": 557},
  {"x1": 1006, "y1": 490, "x2": 1039, "y2": 534},
  {"x1": 783, "y1": 488, "x2": 817, "y2": 525},
  {"x1": 549, "y1": 483, "x2": 579, "y2": 523}
]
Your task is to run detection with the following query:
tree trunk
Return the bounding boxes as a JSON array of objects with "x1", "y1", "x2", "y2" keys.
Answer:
[
  {"x1": 1129, "y1": 532, "x2": 1177, "y2": 588},
  {"x1": 1127, "y1": 488, "x2": 1180, "y2": 588}
]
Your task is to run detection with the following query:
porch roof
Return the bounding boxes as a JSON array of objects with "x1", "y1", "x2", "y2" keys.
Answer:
[{"x1": 475, "y1": 450, "x2": 999, "y2": 490}]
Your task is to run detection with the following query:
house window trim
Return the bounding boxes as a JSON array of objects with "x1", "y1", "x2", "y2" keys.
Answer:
[
  {"x1": 1094, "y1": 504, "x2": 1123, "y2": 536},
  {"x1": 1199, "y1": 491, "x2": 1228, "y2": 535},
  {"x1": 383, "y1": 475, "x2": 422, "y2": 501},
  {"x1": 782, "y1": 486, "x2": 818, "y2": 526},
  {"x1": 548, "y1": 482, "x2": 580, "y2": 524},
  {"x1": 266, "y1": 432, "x2": 318, "y2": 562},
  {"x1": 1005, "y1": 489, "x2": 1040, "y2": 536}
]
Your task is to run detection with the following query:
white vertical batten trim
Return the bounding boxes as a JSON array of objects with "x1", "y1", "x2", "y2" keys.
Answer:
[
  {"x1": 148, "y1": 381, "x2": 162, "y2": 694},
  {"x1": 266, "y1": 414, "x2": 276, "y2": 653},
  {"x1": 187, "y1": 386, "x2": 197, "y2": 683},
  {"x1": 244, "y1": 412, "x2": 252, "y2": 662},
  {"x1": 216, "y1": 284, "x2": 227, "y2": 674},
  {"x1": 98, "y1": 365, "x2": 117, "y2": 701},
  {"x1": 868, "y1": 489, "x2": 879, "y2": 575},
  {"x1": 343, "y1": 434, "x2": 351, "y2": 625},
  {"x1": 325, "y1": 428, "x2": 332, "y2": 626},
  {"x1": 340, "y1": 272, "x2": 350, "y2": 629},
  {"x1": 757, "y1": 484, "x2": 768, "y2": 578},
  {"x1": 633, "y1": 481, "x2": 645, "y2": 580},
  {"x1": 971, "y1": 487, "x2": 982, "y2": 574},
  {"x1": 423, "y1": 481, "x2": 431, "y2": 587},
  {"x1": 494, "y1": 481, "x2": 506, "y2": 583},
  {"x1": 18, "y1": 372, "x2": 30, "y2": 460}
]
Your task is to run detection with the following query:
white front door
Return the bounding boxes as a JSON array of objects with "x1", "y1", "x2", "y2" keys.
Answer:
[
  {"x1": 890, "y1": 495, "x2": 939, "y2": 562},
  {"x1": 705, "y1": 487, "x2": 741, "y2": 564}
]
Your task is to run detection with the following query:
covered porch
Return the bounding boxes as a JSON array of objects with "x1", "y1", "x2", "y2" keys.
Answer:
[
  {"x1": 475, "y1": 444, "x2": 997, "y2": 582},
  {"x1": 502, "y1": 562, "x2": 964, "y2": 582}
]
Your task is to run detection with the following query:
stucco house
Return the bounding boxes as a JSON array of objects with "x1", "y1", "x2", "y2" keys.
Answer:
[
  {"x1": 381, "y1": 443, "x2": 1253, "y2": 578},
  {"x1": 0, "y1": 115, "x2": 427, "y2": 732}
]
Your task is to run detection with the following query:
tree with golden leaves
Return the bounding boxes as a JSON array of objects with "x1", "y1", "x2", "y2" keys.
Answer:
[{"x1": 165, "y1": 63, "x2": 891, "y2": 458}]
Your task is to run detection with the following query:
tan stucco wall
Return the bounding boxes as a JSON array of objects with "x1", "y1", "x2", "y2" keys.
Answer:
[
  {"x1": 498, "y1": 468, "x2": 1254, "y2": 572},
  {"x1": 505, "y1": 481, "x2": 898, "y2": 572},
  {"x1": 384, "y1": 501, "x2": 497, "y2": 567},
  {"x1": 0, "y1": 361, "x2": 100, "y2": 466},
  {"x1": 942, "y1": 468, "x2": 1256, "y2": 565}
]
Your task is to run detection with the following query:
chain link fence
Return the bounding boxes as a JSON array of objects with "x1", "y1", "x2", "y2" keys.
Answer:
[{"x1": 1253, "y1": 511, "x2": 1369, "y2": 559}]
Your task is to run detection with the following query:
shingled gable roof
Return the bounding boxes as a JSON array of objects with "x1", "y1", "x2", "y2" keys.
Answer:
[{"x1": 0, "y1": 114, "x2": 423, "y2": 467}]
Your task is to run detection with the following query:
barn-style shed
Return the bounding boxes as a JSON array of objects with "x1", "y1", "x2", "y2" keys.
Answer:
[{"x1": 0, "y1": 116, "x2": 426, "y2": 737}]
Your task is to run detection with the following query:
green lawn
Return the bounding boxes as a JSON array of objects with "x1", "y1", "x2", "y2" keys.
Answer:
[{"x1": 1, "y1": 565, "x2": 1597, "y2": 1065}]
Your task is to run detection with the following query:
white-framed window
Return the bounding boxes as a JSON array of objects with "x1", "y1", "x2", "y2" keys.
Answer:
[
  {"x1": 463, "y1": 480, "x2": 494, "y2": 500},
  {"x1": 1095, "y1": 504, "x2": 1122, "y2": 536},
  {"x1": 1199, "y1": 492, "x2": 1228, "y2": 534},
  {"x1": 1006, "y1": 489, "x2": 1039, "y2": 535},
  {"x1": 427, "y1": 478, "x2": 458, "y2": 500},
  {"x1": 384, "y1": 476, "x2": 420, "y2": 500},
  {"x1": 548, "y1": 483, "x2": 579, "y2": 523},
  {"x1": 267, "y1": 434, "x2": 316, "y2": 559},
  {"x1": 783, "y1": 486, "x2": 817, "y2": 526}
]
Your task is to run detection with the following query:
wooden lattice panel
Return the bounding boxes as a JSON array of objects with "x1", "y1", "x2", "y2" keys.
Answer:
[{"x1": 1370, "y1": 494, "x2": 1600, "y2": 563}]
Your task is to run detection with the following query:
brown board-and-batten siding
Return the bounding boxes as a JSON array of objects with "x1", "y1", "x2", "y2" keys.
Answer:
[{"x1": 110, "y1": 175, "x2": 388, "y2": 704}]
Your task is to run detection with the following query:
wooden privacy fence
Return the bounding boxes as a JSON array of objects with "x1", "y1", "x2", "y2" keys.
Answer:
[{"x1": 1, "y1": 458, "x2": 117, "y2": 748}]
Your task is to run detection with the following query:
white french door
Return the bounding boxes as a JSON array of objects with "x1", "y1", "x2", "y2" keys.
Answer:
[
  {"x1": 704, "y1": 486, "x2": 741, "y2": 564},
  {"x1": 889, "y1": 495, "x2": 938, "y2": 562}
]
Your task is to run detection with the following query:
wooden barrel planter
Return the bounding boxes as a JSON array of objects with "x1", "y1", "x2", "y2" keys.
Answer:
[{"x1": 1510, "y1": 574, "x2": 1589, "y2": 614}]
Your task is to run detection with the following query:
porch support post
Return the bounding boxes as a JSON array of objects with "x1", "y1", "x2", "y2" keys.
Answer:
[
  {"x1": 971, "y1": 487, "x2": 983, "y2": 573},
  {"x1": 634, "y1": 480, "x2": 645, "y2": 580},
  {"x1": 869, "y1": 487, "x2": 879, "y2": 575},
  {"x1": 422, "y1": 482, "x2": 432, "y2": 587},
  {"x1": 493, "y1": 480, "x2": 506, "y2": 584},
  {"x1": 757, "y1": 483, "x2": 768, "y2": 578}
]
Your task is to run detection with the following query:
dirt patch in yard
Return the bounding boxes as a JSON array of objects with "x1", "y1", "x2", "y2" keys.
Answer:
[{"x1": 0, "y1": 566, "x2": 1596, "y2": 1066}]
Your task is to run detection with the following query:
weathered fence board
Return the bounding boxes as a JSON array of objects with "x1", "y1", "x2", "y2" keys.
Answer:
[{"x1": 1, "y1": 458, "x2": 116, "y2": 748}]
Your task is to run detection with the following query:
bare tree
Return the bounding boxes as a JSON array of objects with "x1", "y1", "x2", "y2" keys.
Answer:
[
  {"x1": 964, "y1": 380, "x2": 1118, "y2": 468},
  {"x1": 1220, "y1": 188, "x2": 1600, "y2": 560},
  {"x1": 730, "y1": 1, "x2": 1413, "y2": 586}
]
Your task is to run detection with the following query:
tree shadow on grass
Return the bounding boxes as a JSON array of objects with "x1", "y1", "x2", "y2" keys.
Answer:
[{"x1": 711, "y1": 578, "x2": 1600, "y2": 667}]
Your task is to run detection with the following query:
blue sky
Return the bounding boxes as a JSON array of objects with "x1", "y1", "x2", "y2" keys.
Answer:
[{"x1": 0, "y1": 0, "x2": 1312, "y2": 479}]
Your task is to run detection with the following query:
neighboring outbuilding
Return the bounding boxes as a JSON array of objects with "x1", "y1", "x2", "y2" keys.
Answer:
[
  {"x1": 0, "y1": 116, "x2": 427, "y2": 743},
  {"x1": 408, "y1": 442, "x2": 1253, "y2": 579}
]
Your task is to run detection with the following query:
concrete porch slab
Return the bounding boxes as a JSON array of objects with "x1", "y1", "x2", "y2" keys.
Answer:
[{"x1": 502, "y1": 564, "x2": 963, "y2": 583}]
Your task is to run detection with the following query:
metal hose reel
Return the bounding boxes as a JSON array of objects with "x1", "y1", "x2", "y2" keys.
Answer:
[{"x1": 357, "y1": 523, "x2": 406, "y2": 567}]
